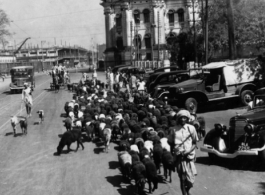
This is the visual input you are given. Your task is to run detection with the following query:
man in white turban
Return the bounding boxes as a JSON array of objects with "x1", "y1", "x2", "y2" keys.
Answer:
[{"x1": 171, "y1": 109, "x2": 198, "y2": 195}]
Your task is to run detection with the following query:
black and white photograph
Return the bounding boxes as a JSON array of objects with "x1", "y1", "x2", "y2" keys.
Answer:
[{"x1": 0, "y1": 0, "x2": 264, "y2": 194}]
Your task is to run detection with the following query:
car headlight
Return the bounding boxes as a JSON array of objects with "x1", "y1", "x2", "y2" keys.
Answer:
[
  {"x1": 179, "y1": 88, "x2": 184, "y2": 93},
  {"x1": 244, "y1": 124, "x2": 255, "y2": 136}
]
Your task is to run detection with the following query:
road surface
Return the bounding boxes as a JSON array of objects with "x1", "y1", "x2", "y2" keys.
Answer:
[{"x1": 0, "y1": 71, "x2": 263, "y2": 195}]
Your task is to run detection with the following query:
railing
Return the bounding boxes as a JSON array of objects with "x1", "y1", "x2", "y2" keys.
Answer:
[{"x1": 132, "y1": 61, "x2": 163, "y2": 69}]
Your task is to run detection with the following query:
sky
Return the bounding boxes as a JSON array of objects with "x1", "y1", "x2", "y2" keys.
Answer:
[{"x1": 0, "y1": 0, "x2": 105, "y2": 50}]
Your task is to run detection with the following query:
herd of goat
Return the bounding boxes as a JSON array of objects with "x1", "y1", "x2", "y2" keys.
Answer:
[{"x1": 55, "y1": 78, "x2": 205, "y2": 194}]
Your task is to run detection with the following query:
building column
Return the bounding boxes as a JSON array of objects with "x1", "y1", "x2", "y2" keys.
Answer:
[
  {"x1": 104, "y1": 7, "x2": 114, "y2": 49},
  {"x1": 121, "y1": 2, "x2": 132, "y2": 47}
]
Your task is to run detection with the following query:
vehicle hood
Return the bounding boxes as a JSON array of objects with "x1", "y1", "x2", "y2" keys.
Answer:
[
  {"x1": 170, "y1": 79, "x2": 202, "y2": 90},
  {"x1": 230, "y1": 108, "x2": 265, "y2": 123},
  {"x1": 155, "y1": 83, "x2": 176, "y2": 89}
]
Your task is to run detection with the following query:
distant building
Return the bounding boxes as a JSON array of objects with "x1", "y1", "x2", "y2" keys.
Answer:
[
  {"x1": 0, "y1": 54, "x2": 16, "y2": 63},
  {"x1": 15, "y1": 46, "x2": 88, "y2": 66},
  {"x1": 100, "y1": 0, "x2": 195, "y2": 68}
]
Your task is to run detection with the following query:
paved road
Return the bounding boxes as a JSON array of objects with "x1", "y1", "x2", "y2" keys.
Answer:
[{"x1": 0, "y1": 72, "x2": 263, "y2": 195}]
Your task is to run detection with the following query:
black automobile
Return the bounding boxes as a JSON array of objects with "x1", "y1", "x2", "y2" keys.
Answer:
[
  {"x1": 111, "y1": 65, "x2": 129, "y2": 74},
  {"x1": 201, "y1": 88, "x2": 265, "y2": 169},
  {"x1": 145, "y1": 66, "x2": 179, "y2": 87}
]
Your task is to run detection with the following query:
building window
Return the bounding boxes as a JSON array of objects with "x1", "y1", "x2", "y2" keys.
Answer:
[
  {"x1": 134, "y1": 34, "x2": 142, "y2": 49},
  {"x1": 177, "y1": 9, "x2": 184, "y2": 22},
  {"x1": 116, "y1": 37, "x2": 124, "y2": 50},
  {"x1": 144, "y1": 34, "x2": 151, "y2": 49},
  {"x1": 143, "y1": 9, "x2": 150, "y2": 23},
  {"x1": 134, "y1": 10, "x2": 140, "y2": 25},
  {"x1": 168, "y1": 10, "x2": 175, "y2": 24},
  {"x1": 116, "y1": 14, "x2": 122, "y2": 27},
  {"x1": 146, "y1": 53, "x2": 151, "y2": 61}
]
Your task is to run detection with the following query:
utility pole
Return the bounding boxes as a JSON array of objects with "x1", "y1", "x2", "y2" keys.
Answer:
[
  {"x1": 192, "y1": 0, "x2": 197, "y2": 65},
  {"x1": 151, "y1": 24, "x2": 155, "y2": 64},
  {"x1": 130, "y1": 21, "x2": 133, "y2": 66},
  {"x1": 201, "y1": 0, "x2": 205, "y2": 65},
  {"x1": 157, "y1": 10, "x2": 160, "y2": 66},
  {"x1": 205, "y1": 0, "x2": 209, "y2": 64},
  {"x1": 226, "y1": 0, "x2": 236, "y2": 59}
]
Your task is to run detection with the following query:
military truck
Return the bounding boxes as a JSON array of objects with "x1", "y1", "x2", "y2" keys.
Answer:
[{"x1": 156, "y1": 60, "x2": 262, "y2": 112}]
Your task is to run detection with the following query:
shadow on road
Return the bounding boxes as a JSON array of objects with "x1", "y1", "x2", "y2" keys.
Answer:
[
  {"x1": 60, "y1": 113, "x2": 67, "y2": 118},
  {"x1": 5, "y1": 132, "x2": 13, "y2": 136},
  {"x1": 106, "y1": 175, "x2": 135, "y2": 195},
  {"x1": 109, "y1": 161, "x2": 120, "y2": 169},
  {"x1": 257, "y1": 182, "x2": 265, "y2": 195},
  {"x1": 5, "y1": 132, "x2": 25, "y2": 137},
  {"x1": 93, "y1": 147, "x2": 104, "y2": 154},
  {"x1": 198, "y1": 98, "x2": 244, "y2": 114},
  {"x1": 58, "y1": 134, "x2": 63, "y2": 138}
]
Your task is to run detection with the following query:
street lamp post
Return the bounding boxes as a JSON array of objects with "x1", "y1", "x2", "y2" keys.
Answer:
[
  {"x1": 41, "y1": 41, "x2": 45, "y2": 72},
  {"x1": 151, "y1": 23, "x2": 156, "y2": 67},
  {"x1": 191, "y1": 0, "x2": 197, "y2": 65}
]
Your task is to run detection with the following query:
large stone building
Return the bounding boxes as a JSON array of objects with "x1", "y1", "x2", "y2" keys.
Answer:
[{"x1": 100, "y1": 0, "x2": 195, "y2": 68}]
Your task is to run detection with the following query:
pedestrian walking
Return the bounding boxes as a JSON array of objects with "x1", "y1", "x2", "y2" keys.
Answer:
[
  {"x1": 1, "y1": 73, "x2": 5, "y2": 82},
  {"x1": 137, "y1": 78, "x2": 146, "y2": 96},
  {"x1": 92, "y1": 68, "x2": 97, "y2": 86},
  {"x1": 171, "y1": 110, "x2": 198, "y2": 195},
  {"x1": 22, "y1": 83, "x2": 33, "y2": 118},
  {"x1": 130, "y1": 74, "x2": 137, "y2": 90},
  {"x1": 109, "y1": 70, "x2": 114, "y2": 92}
]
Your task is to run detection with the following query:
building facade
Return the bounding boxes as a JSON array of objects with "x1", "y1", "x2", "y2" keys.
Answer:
[
  {"x1": 100, "y1": 0, "x2": 194, "y2": 68},
  {"x1": 15, "y1": 46, "x2": 88, "y2": 65}
]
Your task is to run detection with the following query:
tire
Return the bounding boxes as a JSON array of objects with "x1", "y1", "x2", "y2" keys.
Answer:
[
  {"x1": 240, "y1": 90, "x2": 253, "y2": 106},
  {"x1": 185, "y1": 98, "x2": 198, "y2": 113}
]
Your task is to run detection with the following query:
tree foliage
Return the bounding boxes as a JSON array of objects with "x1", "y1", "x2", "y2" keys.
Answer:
[
  {"x1": 0, "y1": 9, "x2": 11, "y2": 50},
  {"x1": 208, "y1": 0, "x2": 265, "y2": 55}
]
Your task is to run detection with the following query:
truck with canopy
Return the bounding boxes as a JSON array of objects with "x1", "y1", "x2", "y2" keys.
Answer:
[{"x1": 157, "y1": 59, "x2": 262, "y2": 112}]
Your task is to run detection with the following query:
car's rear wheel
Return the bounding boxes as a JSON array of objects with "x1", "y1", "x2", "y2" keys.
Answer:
[
  {"x1": 185, "y1": 98, "x2": 198, "y2": 113},
  {"x1": 240, "y1": 90, "x2": 253, "y2": 106}
]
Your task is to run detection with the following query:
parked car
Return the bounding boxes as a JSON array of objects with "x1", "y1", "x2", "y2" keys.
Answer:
[
  {"x1": 145, "y1": 66, "x2": 179, "y2": 86},
  {"x1": 148, "y1": 70, "x2": 190, "y2": 94},
  {"x1": 111, "y1": 65, "x2": 129, "y2": 74},
  {"x1": 155, "y1": 60, "x2": 262, "y2": 112},
  {"x1": 118, "y1": 66, "x2": 145, "y2": 76},
  {"x1": 201, "y1": 87, "x2": 265, "y2": 169}
]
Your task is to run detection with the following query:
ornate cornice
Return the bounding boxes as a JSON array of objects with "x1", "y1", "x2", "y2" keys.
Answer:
[
  {"x1": 104, "y1": 7, "x2": 114, "y2": 15},
  {"x1": 152, "y1": 0, "x2": 165, "y2": 8},
  {"x1": 120, "y1": 2, "x2": 131, "y2": 11}
]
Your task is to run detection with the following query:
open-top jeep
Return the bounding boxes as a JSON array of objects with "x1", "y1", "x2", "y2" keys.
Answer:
[{"x1": 201, "y1": 88, "x2": 265, "y2": 169}]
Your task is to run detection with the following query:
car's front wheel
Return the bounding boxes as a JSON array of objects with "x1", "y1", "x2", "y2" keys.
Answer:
[{"x1": 240, "y1": 90, "x2": 253, "y2": 106}]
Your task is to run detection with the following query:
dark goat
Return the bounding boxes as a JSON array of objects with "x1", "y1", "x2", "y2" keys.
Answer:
[
  {"x1": 119, "y1": 140, "x2": 130, "y2": 151},
  {"x1": 20, "y1": 117, "x2": 28, "y2": 135},
  {"x1": 162, "y1": 149, "x2": 175, "y2": 183},
  {"x1": 139, "y1": 147, "x2": 150, "y2": 161},
  {"x1": 129, "y1": 150, "x2": 140, "y2": 165},
  {"x1": 63, "y1": 117, "x2": 72, "y2": 132},
  {"x1": 153, "y1": 142, "x2": 163, "y2": 174},
  {"x1": 142, "y1": 157, "x2": 158, "y2": 193},
  {"x1": 57, "y1": 130, "x2": 84, "y2": 155},
  {"x1": 132, "y1": 161, "x2": 146, "y2": 195}
]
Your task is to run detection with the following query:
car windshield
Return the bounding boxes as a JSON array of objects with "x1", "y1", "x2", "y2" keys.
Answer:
[
  {"x1": 253, "y1": 95, "x2": 265, "y2": 108},
  {"x1": 12, "y1": 71, "x2": 29, "y2": 77}
]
